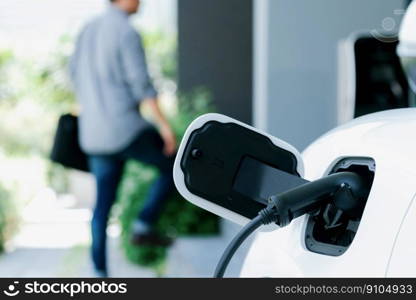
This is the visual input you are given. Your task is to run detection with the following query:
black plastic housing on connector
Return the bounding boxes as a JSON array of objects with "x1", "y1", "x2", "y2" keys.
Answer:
[
  {"x1": 215, "y1": 171, "x2": 367, "y2": 278},
  {"x1": 264, "y1": 172, "x2": 367, "y2": 227}
]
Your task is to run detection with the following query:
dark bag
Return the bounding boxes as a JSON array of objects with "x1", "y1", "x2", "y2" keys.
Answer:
[{"x1": 50, "y1": 114, "x2": 89, "y2": 172}]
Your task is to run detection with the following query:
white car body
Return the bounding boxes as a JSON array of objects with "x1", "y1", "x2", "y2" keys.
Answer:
[{"x1": 241, "y1": 108, "x2": 416, "y2": 277}]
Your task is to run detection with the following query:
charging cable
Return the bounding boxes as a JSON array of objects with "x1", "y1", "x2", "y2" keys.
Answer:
[{"x1": 214, "y1": 172, "x2": 366, "y2": 278}]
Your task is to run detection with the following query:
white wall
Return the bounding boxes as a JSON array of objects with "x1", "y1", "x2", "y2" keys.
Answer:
[{"x1": 254, "y1": 0, "x2": 406, "y2": 150}]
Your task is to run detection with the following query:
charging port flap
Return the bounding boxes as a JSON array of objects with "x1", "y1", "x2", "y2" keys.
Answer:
[{"x1": 174, "y1": 114, "x2": 305, "y2": 224}]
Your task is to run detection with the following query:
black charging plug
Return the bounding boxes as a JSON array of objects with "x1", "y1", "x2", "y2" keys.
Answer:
[
  {"x1": 260, "y1": 172, "x2": 366, "y2": 227},
  {"x1": 214, "y1": 171, "x2": 367, "y2": 278}
]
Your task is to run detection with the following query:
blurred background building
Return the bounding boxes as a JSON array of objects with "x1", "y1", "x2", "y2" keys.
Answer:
[
  {"x1": 252, "y1": 0, "x2": 412, "y2": 150},
  {"x1": 0, "y1": 0, "x2": 413, "y2": 277},
  {"x1": 177, "y1": 0, "x2": 412, "y2": 150}
]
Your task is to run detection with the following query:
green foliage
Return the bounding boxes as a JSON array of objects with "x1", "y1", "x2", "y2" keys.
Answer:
[
  {"x1": 117, "y1": 32, "x2": 219, "y2": 270},
  {"x1": 0, "y1": 39, "x2": 78, "y2": 198},
  {"x1": 141, "y1": 30, "x2": 178, "y2": 82},
  {"x1": 20, "y1": 37, "x2": 76, "y2": 113},
  {"x1": 170, "y1": 88, "x2": 214, "y2": 139},
  {"x1": 0, "y1": 42, "x2": 74, "y2": 156},
  {"x1": 0, "y1": 50, "x2": 13, "y2": 66},
  {"x1": 116, "y1": 89, "x2": 219, "y2": 270},
  {"x1": 0, "y1": 30, "x2": 218, "y2": 271},
  {"x1": 0, "y1": 50, "x2": 14, "y2": 102},
  {"x1": 0, "y1": 183, "x2": 19, "y2": 253}
]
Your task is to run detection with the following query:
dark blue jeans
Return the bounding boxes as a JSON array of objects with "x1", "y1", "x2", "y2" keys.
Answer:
[{"x1": 88, "y1": 127, "x2": 175, "y2": 273}]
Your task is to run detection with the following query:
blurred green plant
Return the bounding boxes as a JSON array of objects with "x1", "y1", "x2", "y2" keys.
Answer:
[
  {"x1": 0, "y1": 41, "x2": 74, "y2": 194},
  {"x1": 0, "y1": 50, "x2": 12, "y2": 66},
  {"x1": 0, "y1": 36, "x2": 75, "y2": 155},
  {"x1": 0, "y1": 29, "x2": 219, "y2": 271},
  {"x1": 116, "y1": 88, "x2": 219, "y2": 271},
  {"x1": 22, "y1": 34, "x2": 76, "y2": 112},
  {"x1": 0, "y1": 50, "x2": 14, "y2": 102},
  {"x1": 0, "y1": 183, "x2": 19, "y2": 253},
  {"x1": 141, "y1": 30, "x2": 178, "y2": 83},
  {"x1": 114, "y1": 32, "x2": 219, "y2": 272},
  {"x1": 170, "y1": 88, "x2": 214, "y2": 139}
]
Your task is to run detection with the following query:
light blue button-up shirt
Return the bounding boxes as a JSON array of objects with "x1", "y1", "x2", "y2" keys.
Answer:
[{"x1": 70, "y1": 5, "x2": 157, "y2": 154}]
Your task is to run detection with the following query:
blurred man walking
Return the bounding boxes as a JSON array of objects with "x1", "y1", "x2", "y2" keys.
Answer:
[{"x1": 70, "y1": 0, "x2": 176, "y2": 277}]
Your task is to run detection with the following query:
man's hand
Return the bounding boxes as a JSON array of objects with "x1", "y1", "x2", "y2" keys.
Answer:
[
  {"x1": 141, "y1": 98, "x2": 177, "y2": 156},
  {"x1": 159, "y1": 125, "x2": 177, "y2": 156}
]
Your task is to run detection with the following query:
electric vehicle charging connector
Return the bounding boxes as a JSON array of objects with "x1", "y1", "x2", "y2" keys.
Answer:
[{"x1": 214, "y1": 172, "x2": 367, "y2": 278}]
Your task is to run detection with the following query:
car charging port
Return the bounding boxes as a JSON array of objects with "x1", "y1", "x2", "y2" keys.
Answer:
[{"x1": 305, "y1": 157, "x2": 375, "y2": 256}]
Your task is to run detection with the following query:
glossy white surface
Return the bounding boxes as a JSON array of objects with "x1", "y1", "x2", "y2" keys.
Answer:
[
  {"x1": 241, "y1": 108, "x2": 416, "y2": 277},
  {"x1": 398, "y1": 1, "x2": 416, "y2": 57}
]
